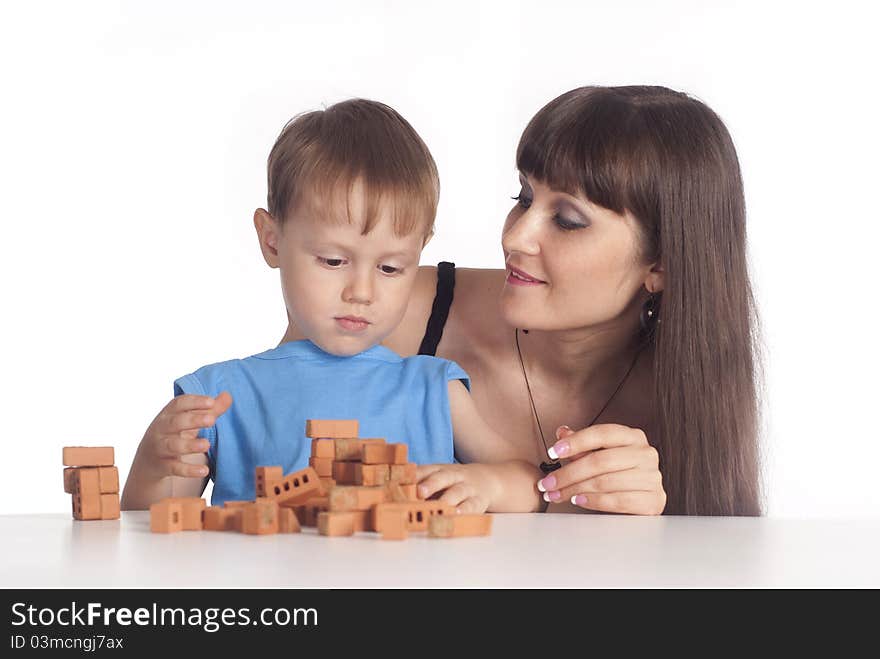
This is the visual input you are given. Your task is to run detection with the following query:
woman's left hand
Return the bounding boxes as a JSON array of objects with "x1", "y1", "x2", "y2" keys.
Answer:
[{"x1": 536, "y1": 424, "x2": 666, "y2": 515}]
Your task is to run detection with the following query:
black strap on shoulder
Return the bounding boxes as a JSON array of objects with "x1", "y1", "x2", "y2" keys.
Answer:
[{"x1": 418, "y1": 261, "x2": 456, "y2": 356}]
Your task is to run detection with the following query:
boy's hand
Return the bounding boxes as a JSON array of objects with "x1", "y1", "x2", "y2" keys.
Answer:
[
  {"x1": 415, "y1": 463, "x2": 498, "y2": 514},
  {"x1": 137, "y1": 392, "x2": 233, "y2": 481}
]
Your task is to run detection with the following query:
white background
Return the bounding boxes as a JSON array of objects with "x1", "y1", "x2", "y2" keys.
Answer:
[{"x1": 1, "y1": 1, "x2": 877, "y2": 517}]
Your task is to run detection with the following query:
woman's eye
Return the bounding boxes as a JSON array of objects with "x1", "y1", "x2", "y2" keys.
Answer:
[
  {"x1": 319, "y1": 257, "x2": 345, "y2": 267},
  {"x1": 554, "y1": 216, "x2": 587, "y2": 231},
  {"x1": 511, "y1": 192, "x2": 532, "y2": 209}
]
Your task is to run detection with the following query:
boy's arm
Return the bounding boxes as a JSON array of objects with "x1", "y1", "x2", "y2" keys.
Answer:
[
  {"x1": 121, "y1": 452, "x2": 209, "y2": 510},
  {"x1": 445, "y1": 379, "x2": 544, "y2": 513}
]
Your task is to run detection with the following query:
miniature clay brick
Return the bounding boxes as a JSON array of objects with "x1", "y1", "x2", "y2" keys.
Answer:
[
  {"x1": 289, "y1": 496, "x2": 328, "y2": 527},
  {"x1": 100, "y1": 493, "x2": 120, "y2": 520},
  {"x1": 329, "y1": 486, "x2": 389, "y2": 512},
  {"x1": 311, "y1": 439, "x2": 335, "y2": 459},
  {"x1": 373, "y1": 501, "x2": 456, "y2": 533},
  {"x1": 309, "y1": 456, "x2": 334, "y2": 477},
  {"x1": 385, "y1": 483, "x2": 419, "y2": 502},
  {"x1": 72, "y1": 469, "x2": 101, "y2": 520},
  {"x1": 332, "y1": 461, "x2": 358, "y2": 484},
  {"x1": 63, "y1": 467, "x2": 78, "y2": 494},
  {"x1": 97, "y1": 466, "x2": 119, "y2": 494},
  {"x1": 265, "y1": 467, "x2": 321, "y2": 505},
  {"x1": 334, "y1": 438, "x2": 363, "y2": 461},
  {"x1": 255, "y1": 466, "x2": 284, "y2": 497},
  {"x1": 279, "y1": 508, "x2": 301, "y2": 533},
  {"x1": 355, "y1": 463, "x2": 390, "y2": 486},
  {"x1": 223, "y1": 500, "x2": 251, "y2": 507},
  {"x1": 389, "y1": 463, "x2": 417, "y2": 485},
  {"x1": 167, "y1": 497, "x2": 207, "y2": 530},
  {"x1": 378, "y1": 509, "x2": 408, "y2": 540},
  {"x1": 305, "y1": 419, "x2": 359, "y2": 439},
  {"x1": 242, "y1": 500, "x2": 279, "y2": 535},
  {"x1": 62, "y1": 446, "x2": 114, "y2": 467},
  {"x1": 428, "y1": 514, "x2": 492, "y2": 538},
  {"x1": 203, "y1": 507, "x2": 237, "y2": 531},
  {"x1": 318, "y1": 477, "x2": 336, "y2": 495},
  {"x1": 317, "y1": 511, "x2": 357, "y2": 536},
  {"x1": 150, "y1": 500, "x2": 183, "y2": 533},
  {"x1": 362, "y1": 443, "x2": 408, "y2": 465}
]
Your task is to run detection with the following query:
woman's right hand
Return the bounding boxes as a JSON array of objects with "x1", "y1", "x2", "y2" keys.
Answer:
[{"x1": 136, "y1": 392, "x2": 232, "y2": 481}]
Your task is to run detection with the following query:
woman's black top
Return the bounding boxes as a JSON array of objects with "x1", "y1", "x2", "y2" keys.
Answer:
[{"x1": 417, "y1": 261, "x2": 456, "y2": 357}]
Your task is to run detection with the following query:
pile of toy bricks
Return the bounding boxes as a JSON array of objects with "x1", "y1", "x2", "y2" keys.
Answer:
[
  {"x1": 150, "y1": 419, "x2": 491, "y2": 539},
  {"x1": 63, "y1": 446, "x2": 120, "y2": 520}
]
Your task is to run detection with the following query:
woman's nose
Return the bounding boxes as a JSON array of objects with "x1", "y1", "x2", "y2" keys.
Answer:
[{"x1": 502, "y1": 209, "x2": 541, "y2": 256}]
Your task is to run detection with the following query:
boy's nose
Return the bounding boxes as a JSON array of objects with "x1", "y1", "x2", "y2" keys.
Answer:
[{"x1": 342, "y1": 272, "x2": 374, "y2": 305}]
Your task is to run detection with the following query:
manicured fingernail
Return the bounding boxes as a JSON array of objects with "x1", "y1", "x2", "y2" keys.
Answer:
[
  {"x1": 547, "y1": 490, "x2": 561, "y2": 502},
  {"x1": 572, "y1": 494, "x2": 587, "y2": 506},
  {"x1": 548, "y1": 440, "x2": 569, "y2": 460},
  {"x1": 538, "y1": 475, "x2": 556, "y2": 492},
  {"x1": 555, "y1": 425, "x2": 572, "y2": 440},
  {"x1": 542, "y1": 492, "x2": 550, "y2": 502}
]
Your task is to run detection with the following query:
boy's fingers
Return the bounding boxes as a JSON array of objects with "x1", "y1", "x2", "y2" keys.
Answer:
[
  {"x1": 436, "y1": 482, "x2": 471, "y2": 508},
  {"x1": 455, "y1": 497, "x2": 487, "y2": 515},
  {"x1": 162, "y1": 435, "x2": 210, "y2": 458},
  {"x1": 416, "y1": 464, "x2": 444, "y2": 481},
  {"x1": 417, "y1": 468, "x2": 462, "y2": 500},
  {"x1": 211, "y1": 391, "x2": 233, "y2": 416},
  {"x1": 168, "y1": 411, "x2": 216, "y2": 433},
  {"x1": 169, "y1": 395, "x2": 216, "y2": 413},
  {"x1": 163, "y1": 459, "x2": 209, "y2": 479}
]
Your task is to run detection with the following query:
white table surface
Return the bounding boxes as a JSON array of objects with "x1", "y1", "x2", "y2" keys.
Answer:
[{"x1": 2, "y1": 512, "x2": 878, "y2": 588}]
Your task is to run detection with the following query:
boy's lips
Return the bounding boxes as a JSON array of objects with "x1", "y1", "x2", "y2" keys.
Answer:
[{"x1": 335, "y1": 316, "x2": 371, "y2": 332}]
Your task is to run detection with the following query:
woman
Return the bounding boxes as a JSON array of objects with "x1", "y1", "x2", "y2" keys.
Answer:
[{"x1": 294, "y1": 85, "x2": 764, "y2": 516}]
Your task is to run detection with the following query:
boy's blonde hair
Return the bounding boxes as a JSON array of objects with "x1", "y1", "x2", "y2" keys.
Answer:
[{"x1": 266, "y1": 99, "x2": 439, "y2": 240}]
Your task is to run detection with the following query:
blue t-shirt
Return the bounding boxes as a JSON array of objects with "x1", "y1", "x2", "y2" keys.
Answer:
[{"x1": 173, "y1": 339, "x2": 470, "y2": 504}]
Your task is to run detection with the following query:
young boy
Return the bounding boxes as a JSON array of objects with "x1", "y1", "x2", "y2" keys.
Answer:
[{"x1": 121, "y1": 99, "x2": 542, "y2": 514}]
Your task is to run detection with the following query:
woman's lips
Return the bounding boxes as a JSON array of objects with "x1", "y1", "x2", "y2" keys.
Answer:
[
  {"x1": 506, "y1": 267, "x2": 546, "y2": 286},
  {"x1": 335, "y1": 317, "x2": 370, "y2": 332}
]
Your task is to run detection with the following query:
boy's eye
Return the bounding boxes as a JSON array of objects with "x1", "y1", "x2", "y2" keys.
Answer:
[
  {"x1": 379, "y1": 265, "x2": 400, "y2": 275},
  {"x1": 319, "y1": 257, "x2": 346, "y2": 267},
  {"x1": 511, "y1": 191, "x2": 532, "y2": 209}
]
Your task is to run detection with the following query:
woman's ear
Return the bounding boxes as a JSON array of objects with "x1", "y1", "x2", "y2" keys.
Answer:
[
  {"x1": 254, "y1": 209, "x2": 281, "y2": 268},
  {"x1": 645, "y1": 262, "x2": 664, "y2": 293}
]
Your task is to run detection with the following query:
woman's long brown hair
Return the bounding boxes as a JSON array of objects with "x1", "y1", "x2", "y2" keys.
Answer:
[{"x1": 517, "y1": 86, "x2": 764, "y2": 515}]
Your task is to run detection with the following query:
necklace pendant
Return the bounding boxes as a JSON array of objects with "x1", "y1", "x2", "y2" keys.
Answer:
[{"x1": 540, "y1": 461, "x2": 561, "y2": 474}]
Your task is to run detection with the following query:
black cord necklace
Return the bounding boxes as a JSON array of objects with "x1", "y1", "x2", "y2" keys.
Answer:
[{"x1": 515, "y1": 328, "x2": 646, "y2": 474}]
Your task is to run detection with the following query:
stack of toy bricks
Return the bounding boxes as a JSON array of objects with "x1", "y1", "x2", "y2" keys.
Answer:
[
  {"x1": 149, "y1": 419, "x2": 491, "y2": 539},
  {"x1": 304, "y1": 419, "x2": 492, "y2": 540},
  {"x1": 63, "y1": 446, "x2": 120, "y2": 520}
]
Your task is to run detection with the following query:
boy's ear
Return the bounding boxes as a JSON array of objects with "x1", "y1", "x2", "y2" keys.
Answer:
[
  {"x1": 254, "y1": 209, "x2": 281, "y2": 268},
  {"x1": 422, "y1": 228, "x2": 434, "y2": 249}
]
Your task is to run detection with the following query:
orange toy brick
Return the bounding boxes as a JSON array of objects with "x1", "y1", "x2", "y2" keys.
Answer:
[
  {"x1": 386, "y1": 482, "x2": 418, "y2": 502},
  {"x1": 241, "y1": 500, "x2": 279, "y2": 535},
  {"x1": 279, "y1": 508, "x2": 302, "y2": 533},
  {"x1": 264, "y1": 467, "x2": 321, "y2": 505},
  {"x1": 310, "y1": 439, "x2": 335, "y2": 459},
  {"x1": 255, "y1": 466, "x2": 284, "y2": 497},
  {"x1": 305, "y1": 419, "x2": 359, "y2": 439},
  {"x1": 334, "y1": 437, "x2": 385, "y2": 461},
  {"x1": 308, "y1": 456, "x2": 333, "y2": 477},
  {"x1": 63, "y1": 467, "x2": 77, "y2": 494},
  {"x1": 377, "y1": 509, "x2": 408, "y2": 540},
  {"x1": 355, "y1": 463, "x2": 390, "y2": 486},
  {"x1": 362, "y1": 443, "x2": 408, "y2": 465},
  {"x1": 328, "y1": 486, "x2": 389, "y2": 512},
  {"x1": 71, "y1": 468, "x2": 101, "y2": 520},
  {"x1": 63, "y1": 446, "x2": 114, "y2": 467},
  {"x1": 428, "y1": 514, "x2": 492, "y2": 538},
  {"x1": 97, "y1": 466, "x2": 119, "y2": 494},
  {"x1": 317, "y1": 511, "x2": 369, "y2": 536},
  {"x1": 203, "y1": 507, "x2": 238, "y2": 531},
  {"x1": 389, "y1": 463, "x2": 417, "y2": 485},
  {"x1": 167, "y1": 497, "x2": 206, "y2": 530},
  {"x1": 150, "y1": 500, "x2": 184, "y2": 533},
  {"x1": 318, "y1": 477, "x2": 336, "y2": 495},
  {"x1": 290, "y1": 496, "x2": 328, "y2": 527},
  {"x1": 372, "y1": 501, "x2": 455, "y2": 533},
  {"x1": 332, "y1": 461, "x2": 358, "y2": 485},
  {"x1": 100, "y1": 494, "x2": 120, "y2": 520}
]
